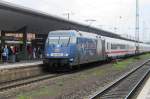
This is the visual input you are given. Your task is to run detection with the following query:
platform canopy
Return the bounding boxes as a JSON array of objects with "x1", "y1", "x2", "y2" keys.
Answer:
[{"x1": 0, "y1": 1, "x2": 125, "y2": 39}]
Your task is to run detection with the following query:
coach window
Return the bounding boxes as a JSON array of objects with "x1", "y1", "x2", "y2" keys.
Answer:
[
  {"x1": 120, "y1": 44, "x2": 126, "y2": 49},
  {"x1": 107, "y1": 42, "x2": 109, "y2": 49},
  {"x1": 111, "y1": 44, "x2": 118, "y2": 49},
  {"x1": 126, "y1": 45, "x2": 129, "y2": 49}
]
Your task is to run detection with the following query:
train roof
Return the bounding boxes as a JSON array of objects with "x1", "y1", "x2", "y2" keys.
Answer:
[{"x1": 48, "y1": 30, "x2": 138, "y2": 42}]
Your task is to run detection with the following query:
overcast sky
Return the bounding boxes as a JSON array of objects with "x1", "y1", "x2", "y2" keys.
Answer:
[{"x1": 3, "y1": 0, "x2": 150, "y2": 41}]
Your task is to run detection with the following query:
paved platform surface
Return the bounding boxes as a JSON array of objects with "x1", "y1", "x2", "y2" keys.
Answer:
[
  {"x1": 137, "y1": 76, "x2": 150, "y2": 99},
  {"x1": 0, "y1": 60, "x2": 43, "y2": 70}
]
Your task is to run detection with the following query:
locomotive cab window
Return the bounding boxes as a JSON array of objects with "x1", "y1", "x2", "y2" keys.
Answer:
[
  {"x1": 48, "y1": 37, "x2": 70, "y2": 46},
  {"x1": 46, "y1": 31, "x2": 77, "y2": 46}
]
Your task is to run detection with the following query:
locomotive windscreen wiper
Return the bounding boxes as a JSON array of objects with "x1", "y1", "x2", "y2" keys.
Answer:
[
  {"x1": 67, "y1": 36, "x2": 71, "y2": 46},
  {"x1": 58, "y1": 36, "x2": 60, "y2": 44}
]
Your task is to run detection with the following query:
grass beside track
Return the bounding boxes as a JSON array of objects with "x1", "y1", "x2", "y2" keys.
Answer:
[
  {"x1": 18, "y1": 86, "x2": 50, "y2": 99},
  {"x1": 16, "y1": 53, "x2": 150, "y2": 99},
  {"x1": 113, "y1": 53, "x2": 150, "y2": 70},
  {"x1": 113, "y1": 58, "x2": 137, "y2": 70}
]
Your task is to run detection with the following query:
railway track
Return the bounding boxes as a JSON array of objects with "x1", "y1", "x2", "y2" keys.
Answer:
[
  {"x1": 88, "y1": 59, "x2": 150, "y2": 99},
  {"x1": 0, "y1": 73, "x2": 64, "y2": 92},
  {"x1": 0, "y1": 62, "x2": 104, "y2": 94}
]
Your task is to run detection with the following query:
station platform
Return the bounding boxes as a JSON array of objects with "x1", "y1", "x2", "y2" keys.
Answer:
[
  {"x1": 0, "y1": 60, "x2": 43, "y2": 70},
  {"x1": 136, "y1": 76, "x2": 150, "y2": 99}
]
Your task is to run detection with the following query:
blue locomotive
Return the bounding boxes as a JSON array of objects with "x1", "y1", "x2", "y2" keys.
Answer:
[{"x1": 43, "y1": 30, "x2": 106, "y2": 68}]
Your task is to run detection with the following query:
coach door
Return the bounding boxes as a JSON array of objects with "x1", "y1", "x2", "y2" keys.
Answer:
[
  {"x1": 101, "y1": 40, "x2": 106, "y2": 58},
  {"x1": 97, "y1": 37, "x2": 102, "y2": 57}
]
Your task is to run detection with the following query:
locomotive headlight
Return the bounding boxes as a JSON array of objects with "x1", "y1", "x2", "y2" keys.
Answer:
[
  {"x1": 46, "y1": 53, "x2": 49, "y2": 56},
  {"x1": 69, "y1": 58, "x2": 74, "y2": 61},
  {"x1": 50, "y1": 53, "x2": 54, "y2": 56},
  {"x1": 65, "y1": 53, "x2": 69, "y2": 56}
]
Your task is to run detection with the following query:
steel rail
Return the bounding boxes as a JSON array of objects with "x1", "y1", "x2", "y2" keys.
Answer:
[
  {"x1": 88, "y1": 59, "x2": 150, "y2": 99},
  {"x1": 0, "y1": 73, "x2": 64, "y2": 92}
]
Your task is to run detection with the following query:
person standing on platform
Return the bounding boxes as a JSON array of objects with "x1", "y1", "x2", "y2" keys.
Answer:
[
  {"x1": 0, "y1": 47, "x2": 4, "y2": 62},
  {"x1": 37, "y1": 47, "x2": 42, "y2": 59},
  {"x1": 1, "y1": 46, "x2": 4, "y2": 62},
  {"x1": 27, "y1": 45, "x2": 32, "y2": 60},
  {"x1": 15, "y1": 46, "x2": 19, "y2": 62},
  {"x1": 2, "y1": 45, "x2": 9, "y2": 63},
  {"x1": 0, "y1": 47, "x2": 2, "y2": 62},
  {"x1": 8, "y1": 46, "x2": 12, "y2": 62},
  {"x1": 11, "y1": 46, "x2": 16, "y2": 63},
  {"x1": 33, "y1": 47, "x2": 36, "y2": 59}
]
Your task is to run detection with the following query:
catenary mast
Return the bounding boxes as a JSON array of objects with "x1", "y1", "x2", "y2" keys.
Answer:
[{"x1": 135, "y1": 0, "x2": 140, "y2": 53}]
